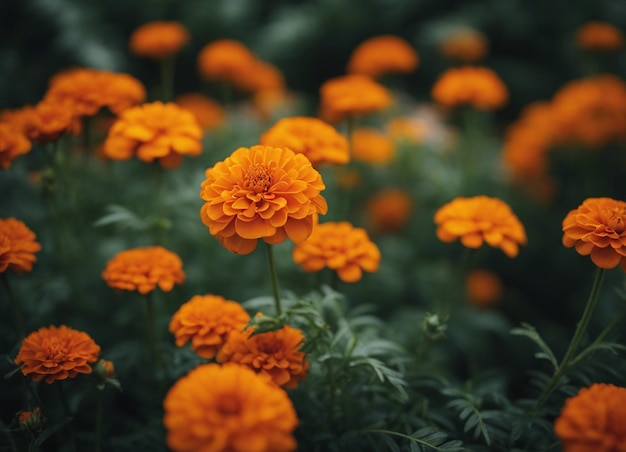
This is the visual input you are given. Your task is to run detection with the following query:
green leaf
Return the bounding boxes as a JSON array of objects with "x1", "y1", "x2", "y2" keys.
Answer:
[{"x1": 510, "y1": 322, "x2": 558, "y2": 371}]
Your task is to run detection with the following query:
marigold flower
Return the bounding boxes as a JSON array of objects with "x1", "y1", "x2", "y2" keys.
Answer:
[
  {"x1": 438, "y1": 27, "x2": 489, "y2": 63},
  {"x1": 259, "y1": 116, "x2": 349, "y2": 166},
  {"x1": 576, "y1": 21, "x2": 624, "y2": 52},
  {"x1": 27, "y1": 99, "x2": 82, "y2": 143},
  {"x1": 217, "y1": 324, "x2": 309, "y2": 388},
  {"x1": 175, "y1": 93, "x2": 225, "y2": 131},
  {"x1": 17, "y1": 407, "x2": 44, "y2": 432},
  {"x1": 366, "y1": 188, "x2": 413, "y2": 233},
  {"x1": 197, "y1": 39, "x2": 257, "y2": 86},
  {"x1": 129, "y1": 21, "x2": 190, "y2": 60},
  {"x1": 351, "y1": 127, "x2": 396, "y2": 164},
  {"x1": 465, "y1": 269, "x2": 503, "y2": 308},
  {"x1": 431, "y1": 66, "x2": 508, "y2": 110},
  {"x1": 562, "y1": 197, "x2": 626, "y2": 271},
  {"x1": 0, "y1": 218, "x2": 41, "y2": 273},
  {"x1": 102, "y1": 246, "x2": 185, "y2": 294},
  {"x1": 103, "y1": 101, "x2": 203, "y2": 168},
  {"x1": 346, "y1": 35, "x2": 418, "y2": 78},
  {"x1": 554, "y1": 383, "x2": 626, "y2": 451},
  {"x1": 14, "y1": 325, "x2": 101, "y2": 384},
  {"x1": 200, "y1": 145, "x2": 328, "y2": 255},
  {"x1": 94, "y1": 359, "x2": 116, "y2": 380},
  {"x1": 0, "y1": 123, "x2": 31, "y2": 169},
  {"x1": 292, "y1": 221, "x2": 381, "y2": 282},
  {"x1": 164, "y1": 363, "x2": 298, "y2": 452},
  {"x1": 169, "y1": 294, "x2": 251, "y2": 359},
  {"x1": 434, "y1": 196, "x2": 527, "y2": 257},
  {"x1": 319, "y1": 74, "x2": 392, "y2": 123},
  {"x1": 232, "y1": 60, "x2": 286, "y2": 94}
]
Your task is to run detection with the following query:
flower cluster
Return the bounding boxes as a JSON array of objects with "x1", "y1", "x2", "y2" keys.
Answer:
[{"x1": 0, "y1": 218, "x2": 41, "y2": 273}]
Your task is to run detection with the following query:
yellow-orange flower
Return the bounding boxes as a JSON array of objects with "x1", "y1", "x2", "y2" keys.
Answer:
[
  {"x1": 217, "y1": 324, "x2": 309, "y2": 388},
  {"x1": 102, "y1": 246, "x2": 185, "y2": 294},
  {"x1": 434, "y1": 196, "x2": 527, "y2": 257},
  {"x1": 576, "y1": 21, "x2": 624, "y2": 52},
  {"x1": 14, "y1": 325, "x2": 100, "y2": 384},
  {"x1": 431, "y1": 66, "x2": 508, "y2": 110},
  {"x1": 103, "y1": 101, "x2": 203, "y2": 168},
  {"x1": 164, "y1": 363, "x2": 298, "y2": 452},
  {"x1": 169, "y1": 294, "x2": 251, "y2": 359},
  {"x1": 465, "y1": 269, "x2": 503, "y2": 308},
  {"x1": 197, "y1": 39, "x2": 257, "y2": 86},
  {"x1": 27, "y1": 99, "x2": 81, "y2": 143},
  {"x1": 319, "y1": 74, "x2": 392, "y2": 123},
  {"x1": 554, "y1": 383, "x2": 626, "y2": 451},
  {"x1": 200, "y1": 145, "x2": 328, "y2": 255},
  {"x1": 346, "y1": 35, "x2": 418, "y2": 78},
  {"x1": 562, "y1": 197, "x2": 626, "y2": 271},
  {"x1": 438, "y1": 27, "x2": 488, "y2": 63},
  {"x1": 351, "y1": 127, "x2": 396, "y2": 164},
  {"x1": 0, "y1": 123, "x2": 31, "y2": 169},
  {"x1": 0, "y1": 218, "x2": 41, "y2": 273},
  {"x1": 232, "y1": 60, "x2": 286, "y2": 94},
  {"x1": 129, "y1": 21, "x2": 190, "y2": 60},
  {"x1": 175, "y1": 93, "x2": 225, "y2": 131},
  {"x1": 366, "y1": 188, "x2": 413, "y2": 233},
  {"x1": 259, "y1": 116, "x2": 349, "y2": 166},
  {"x1": 292, "y1": 221, "x2": 381, "y2": 282}
]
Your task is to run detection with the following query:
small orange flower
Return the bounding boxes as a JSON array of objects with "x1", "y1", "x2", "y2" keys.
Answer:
[
  {"x1": 431, "y1": 66, "x2": 508, "y2": 110},
  {"x1": 94, "y1": 359, "x2": 116, "y2": 380},
  {"x1": 465, "y1": 269, "x2": 503, "y2": 308},
  {"x1": 14, "y1": 325, "x2": 101, "y2": 384},
  {"x1": 366, "y1": 188, "x2": 413, "y2": 233},
  {"x1": 129, "y1": 21, "x2": 190, "y2": 60},
  {"x1": 217, "y1": 324, "x2": 309, "y2": 388},
  {"x1": 103, "y1": 101, "x2": 203, "y2": 168},
  {"x1": 562, "y1": 197, "x2": 626, "y2": 271},
  {"x1": 0, "y1": 123, "x2": 31, "y2": 169},
  {"x1": 259, "y1": 116, "x2": 349, "y2": 166},
  {"x1": 102, "y1": 246, "x2": 185, "y2": 294},
  {"x1": 438, "y1": 27, "x2": 488, "y2": 63},
  {"x1": 17, "y1": 407, "x2": 44, "y2": 432},
  {"x1": 27, "y1": 99, "x2": 82, "y2": 143},
  {"x1": 554, "y1": 383, "x2": 626, "y2": 451},
  {"x1": 319, "y1": 74, "x2": 392, "y2": 123},
  {"x1": 232, "y1": 60, "x2": 286, "y2": 94},
  {"x1": 197, "y1": 39, "x2": 257, "y2": 86},
  {"x1": 175, "y1": 93, "x2": 225, "y2": 131},
  {"x1": 169, "y1": 294, "x2": 251, "y2": 359},
  {"x1": 0, "y1": 218, "x2": 41, "y2": 273},
  {"x1": 351, "y1": 127, "x2": 396, "y2": 164},
  {"x1": 434, "y1": 196, "x2": 527, "y2": 257},
  {"x1": 292, "y1": 221, "x2": 381, "y2": 282},
  {"x1": 346, "y1": 35, "x2": 419, "y2": 78},
  {"x1": 576, "y1": 21, "x2": 624, "y2": 52},
  {"x1": 164, "y1": 363, "x2": 298, "y2": 452},
  {"x1": 200, "y1": 145, "x2": 328, "y2": 255}
]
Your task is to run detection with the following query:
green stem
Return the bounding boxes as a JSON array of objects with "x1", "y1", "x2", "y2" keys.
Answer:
[
  {"x1": 95, "y1": 388, "x2": 104, "y2": 452},
  {"x1": 160, "y1": 57, "x2": 175, "y2": 103},
  {"x1": 145, "y1": 292, "x2": 162, "y2": 373},
  {"x1": 340, "y1": 114, "x2": 356, "y2": 221},
  {"x1": 1, "y1": 273, "x2": 25, "y2": 339},
  {"x1": 58, "y1": 382, "x2": 77, "y2": 452},
  {"x1": 265, "y1": 243, "x2": 282, "y2": 316}
]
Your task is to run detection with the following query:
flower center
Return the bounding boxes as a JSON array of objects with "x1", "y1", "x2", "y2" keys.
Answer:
[
  {"x1": 243, "y1": 164, "x2": 272, "y2": 193},
  {"x1": 217, "y1": 397, "x2": 241, "y2": 416},
  {"x1": 607, "y1": 207, "x2": 625, "y2": 234},
  {"x1": 256, "y1": 336, "x2": 282, "y2": 354}
]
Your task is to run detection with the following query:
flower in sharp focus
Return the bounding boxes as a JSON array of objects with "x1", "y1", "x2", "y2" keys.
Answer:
[
  {"x1": 175, "y1": 93, "x2": 225, "y2": 132},
  {"x1": 14, "y1": 325, "x2": 101, "y2": 384},
  {"x1": 169, "y1": 294, "x2": 251, "y2": 359},
  {"x1": 366, "y1": 188, "x2": 413, "y2": 233},
  {"x1": 163, "y1": 363, "x2": 298, "y2": 452},
  {"x1": 197, "y1": 39, "x2": 257, "y2": 86},
  {"x1": 576, "y1": 21, "x2": 624, "y2": 52},
  {"x1": 0, "y1": 218, "x2": 41, "y2": 273},
  {"x1": 351, "y1": 127, "x2": 396, "y2": 164},
  {"x1": 129, "y1": 21, "x2": 190, "y2": 60},
  {"x1": 199, "y1": 145, "x2": 328, "y2": 255},
  {"x1": 102, "y1": 246, "x2": 185, "y2": 294},
  {"x1": 259, "y1": 116, "x2": 350, "y2": 166},
  {"x1": 431, "y1": 66, "x2": 508, "y2": 110},
  {"x1": 554, "y1": 383, "x2": 626, "y2": 451},
  {"x1": 217, "y1": 323, "x2": 309, "y2": 388},
  {"x1": 346, "y1": 35, "x2": 419, "y2": 78},
  {"x1": 562, "y1": 197, "x2": 626, "y2": 271},
  {"x1": 434, "y1": 196, "x2": 527, "y2": 258},
  {"x1": 292, "y1": 221, "x2": 381, "y2": 282},
  {"x1": 319, "y1": 74, "x2": 392, "y2": 123},
  {"x1": 438, "y1": 27, "x2": 489, "y2": 63},
  {"x1": 103, "y1": 101, "x2": 203, "y2": 168},
  {"x1": 465, "y1": 269, "x2": 503, "y2": 308},
  {"x1": 0, "y1": 123, "x2": 31, "y2": 169}
]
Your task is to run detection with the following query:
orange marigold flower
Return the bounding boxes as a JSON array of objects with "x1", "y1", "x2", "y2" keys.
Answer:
[
  {"x1": 94, "y1": 359, "x2": 116, "y2": 380},
  {"x1": 351, "y1": 127, "x2": 396, "y2": 164},
  {"x1": 466, "y1": 269, "x2": 503, "y2": 308},
  {"x1": 102, "y1": 246, "x2": 185, "y2": 294},
  {"x1": 562, "y1": 197, "x2": 626, "y2": 271},
  {"x1": 438, "y1": 27, "x2": 489, "y2": 63},
  {"x1": 103, "y1": 101, "x2": 203, "y2": 169},
  {"x1": 232, "y1": 60, "x2": 286, "y2": 94},
  {"x1": 129, "y1": 21, "x2": 190, "y2": 60},
  {"x1": 434, "y1": 196, "x2": 527, "y2": 257},
  {"x1": 0, "y1": 218, "x2": 41, "y2": 273},
  {"x1": 576, "y1": 21, "x2": 624, "y2": 52},
  {"x1": 554, "y1": 383, "x2": 626, "y2": 451},
  {"x1": 319, "y1": 74, "x2": 392, "y2": 123},
  {"x1": 169, "y1": 294, "x2": 251, "y2": 359},
  {"x1": 197, "y1": 39, "x2": 257, "y2": 86},
  {"x1": 164, "y1": 363, "x2": 298, "y2": 452},
  {"x1": 366, "y1": 188, "x2": 413, "y2": 233},
  {"x1": 431, "y1": 66, "x2": 508, "y2": 110},
  {"x1": 17, "y1": 407, "x2": 44, "y2": 432},
  {"x1": 14, "y1": 325, "x2": 101, "y2": 384},
  {"x1": 292, "y1": 221, "x2": 381, "y2": 282},
  {"x1": 346, "y1": 35, "x2": 418, "y2": 78},
  {"x1": 200, "y1": 145, "x2": 328, "y2": 255},
  {"x1": 0, "y1": 123, "x2": 31, "y2": 169},
  {"x1": 217, "y1": 324, "x2": 309, "y2": 388},
  {"x1": 259, "y1": 116, "x2": 349, "y2": 166},
  {"x1": 175, "y1": 93, "x2": 225, "y2": 131},
  {"x1": 27, "y1": 99, "x2": 81, "y2": 143}
]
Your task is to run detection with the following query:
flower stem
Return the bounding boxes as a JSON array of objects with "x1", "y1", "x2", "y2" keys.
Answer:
[
  {"x1": 144, "y1": 292, "x2": 162, "y2": 373},
  {"x1": 160, "y1": 57, "x2": 175, "y2": 103},
  {"x1": 95, "y1": 388, "x2": 104, "y2": 452},
  {"x1": 58, "y1": 381, "x2": 77, "y2": 452},
  {"x1": 265, "y1": 243, "x2": 282, "y2": 316},
  {"x1": 1, "y1": 273, "x2": 25, "y2": 339}
]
